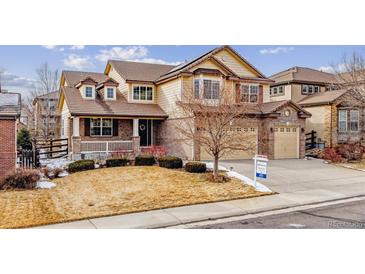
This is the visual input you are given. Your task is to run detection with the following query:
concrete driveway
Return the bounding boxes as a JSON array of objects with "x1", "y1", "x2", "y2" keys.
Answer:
[{"x1": 220, "y1": 158, "x2": 365, "y2": 197}]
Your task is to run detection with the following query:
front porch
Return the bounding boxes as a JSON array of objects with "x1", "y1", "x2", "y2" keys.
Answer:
[{"x1": 69, "y1": 116, "x2": 164, "y2": 160}]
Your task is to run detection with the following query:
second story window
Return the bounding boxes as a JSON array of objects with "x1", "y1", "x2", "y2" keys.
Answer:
[
  {"x1": 133, "y1": 86, "x2": 153, "y2": 101},
  {"x1": 106, "y1": 87, "x2": 115, "y2": 99},
  {"x1": 270, "y1": 86, "x2": 284, "y2": 96},
  {"x1": 302, "y1": 85, "x2": 320, "y2": 95},
  {"x1": 85, "y1": 86, "x2": 93, "y2": 98},
  {"x1": 240, "y1": 84, "x2": 259, "y2": 103}
]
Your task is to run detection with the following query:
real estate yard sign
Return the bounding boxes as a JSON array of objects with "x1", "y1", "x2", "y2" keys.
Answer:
[{"x1": 253, "y1": 155, "x2": 268, "y2": 187}]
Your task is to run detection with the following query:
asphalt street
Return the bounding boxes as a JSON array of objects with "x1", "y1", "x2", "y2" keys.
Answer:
[{"x1": 198, "y1": 199, "x2": 365, "y2": 229}]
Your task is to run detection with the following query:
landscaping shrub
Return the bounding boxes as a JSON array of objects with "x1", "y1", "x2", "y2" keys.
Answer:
[
  {"x1": 185, "y1": 162, "x2": 207, "y2": 173},
  {"x1": 135, "y1": 155, "x2": 155, "y2": 166},
  {"x1": 336, "y1": 143, "x2": 365, "y2": 162},
  {"x1": 106, "y1": 158, "x2": 130, "y2": 167},
  {"x1": 322, "y1": 148, "x2": 342, "y2": 163},
  {"x1": 0, "y1": 169, "x2": 40, "y2": 190},
  {"x1": 68, "y1": 160, "x2": 95, "y2": 173},
  {"x1": 158, "y1": 156, "x2": 183, "y2": 169}
]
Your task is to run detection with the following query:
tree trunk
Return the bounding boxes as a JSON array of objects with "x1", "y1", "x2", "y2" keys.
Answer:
[{"x1": 213, "y1": 154, "x2": 219, "y2": 181}]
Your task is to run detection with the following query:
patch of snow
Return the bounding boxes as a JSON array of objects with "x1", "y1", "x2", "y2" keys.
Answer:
[
  {"x1": 36, "y1": 180, "x2": 56, "y2": 189},
  {"x1": 95, "y1": 164, "x2": 100, "y2": 169},
  {"x1": 58, "y1": 171, "x2": 69, "y2": 177},
  {"x1": 40, "y1": 157, "x2": 73, "y2": 170},
  {"x1": 204, "y1": 162, "x2": 272, "y2": 193},
  {"x1": 287, "y1": 223, "x2": 306, "y2": 228}
]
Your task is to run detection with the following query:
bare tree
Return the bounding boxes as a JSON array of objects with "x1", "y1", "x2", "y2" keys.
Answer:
[
  {"x1": 334, "y1": 52, "x2": 365, "y2": 96},
  {"x1": 174, "y1": 82, "x2": 257, "y2": 181},
  {"x1": 29, "y1": 63, "x2": 60, "y2": 141}
]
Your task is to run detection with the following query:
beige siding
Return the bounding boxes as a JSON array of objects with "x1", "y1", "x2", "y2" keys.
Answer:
[
  {"x1": 107, "y1": 66, "x2": 130, "y2": 99},
  {"x1": 61, "y1": 100, "x2": 70, "y2": 139},
  {"x1": 157, "y1": 78, "x2": 182, "y2": 117},
  {"x1": 262, "y1": 84, "x2": 271, "y2": 103},
  {"x1": 188, "y1": 59, "x2": 226, "y2": 72},
  {"x1": 304, "y1": 105, "x2": 329, "y2": 142},
  {"x1": 213, "y1": 49, "x2": 257, "y2": 77},
  {"x1": 270, "y1": 85, "x2": 292, "y2": 102}
]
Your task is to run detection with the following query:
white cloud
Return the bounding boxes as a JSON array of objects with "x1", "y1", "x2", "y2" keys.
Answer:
[
  {"x1": 63, "y1": 54, "x2": 94, "y2": 70},
  {"x1": 260, "y1": 47, "x2": 294, "y2": 55},
  {"x1": 125, "y1": 58, "x2": 181, "y2": 66},
  {"x1": 70, "y1": 45, "x2": 85, "y2": 50},
  {"x1": 41, "y1": 45, "x2": 65, "y2": 52},
  {"x1": 318, "y1": 63, "x2": 346, "y2": 73},
  {"x1": 95, "y1": 46, "x2": 148, "y2": 62},
  {"x1": 42, "y1": 45, "x2": 57, "y2": 50},
  {"x1": 1, "y1": 70, "x2": 36, "y2": 89},
  {"x1": 94, "y1": 46, "x2": 181, "y2": 65}
]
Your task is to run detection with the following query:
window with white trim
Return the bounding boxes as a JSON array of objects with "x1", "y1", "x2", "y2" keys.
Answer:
[
  {"x1": 85, "y1": 86, "x2": 93, "y2": 98},
  {"x1": 302, "y1": 84, "x2": 320, "y2": 95},
  {"x1": 350, "y1": 109, "x2": 359, "y2": 131},
  {"x1": 270, "y1": 86, "x2": 284, "y2": 96},
  {"x1": 240, "y1": 84, "x2": 259, "y2": 103},
  {"x1": 338, "y1": 110, "x2": 347, "y2": 132},
  {"x1": 194, "y1": 79, "x2": 200, "y2": 99},
  {"x1": 106, "y1": 87, "x2": 115, "y2": 99},
  {"x1": 90, "y1": 118, "x2": 112, "y2": 136},
  {"x1": 203, "y1": 79, "x2": 220, "y2": 99},
  {"x1": 133, "y1": 86, "x2": 153, "y2": 101}
]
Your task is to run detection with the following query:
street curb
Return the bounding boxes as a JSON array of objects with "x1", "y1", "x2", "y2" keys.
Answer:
[{"x1": 157, "y1": 194, "x2": 365, "y2": 228}]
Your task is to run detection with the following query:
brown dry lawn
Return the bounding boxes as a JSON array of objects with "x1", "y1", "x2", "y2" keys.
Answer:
[{"x1": 0, "y1": 166, "x2": 271, "y2": 229}]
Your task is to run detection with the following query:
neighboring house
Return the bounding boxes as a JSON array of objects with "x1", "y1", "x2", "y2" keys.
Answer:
[
  {"x1": 0, "y1": 92, "x2": 21, "y2": 180},
  {"x1": 270, "y1": 66, "x2": 365, "y2": 147},
  {"x1": 269, "y1": 67, "x2": 339, "y2": 103},
  {"x1": 298, "y1": 89, "x2": 365, "y2": 147},
  {"x1": 58, "y1": 45, "x2": 311, "y2": 160},
  {"x1": 32, "y1": 91, "x2": 61, "y2": 139},
  {"x1": 18, "y1": 104, "x2": 33, "y2": 132}
]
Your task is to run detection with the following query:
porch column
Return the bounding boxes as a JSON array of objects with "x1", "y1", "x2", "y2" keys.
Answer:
[
  {"x1": 73, "y1": 117, "x2": 80, "y2": 137},
  {"x1": 133, "y1": 118, "x2": 139, "y2": 137},
  {"x1": 132, "y1": 118, "x2": 140, "y2": 155}
]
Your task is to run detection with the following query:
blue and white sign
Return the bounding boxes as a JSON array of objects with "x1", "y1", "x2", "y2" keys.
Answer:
[{"x1": 253, "y1": 155, "x2": 268, "y2": 187}]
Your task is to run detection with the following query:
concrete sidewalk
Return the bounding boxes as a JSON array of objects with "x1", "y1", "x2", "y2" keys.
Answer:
[{"x1": 39, "y1": 159, "x2": 365, "y2": 229}]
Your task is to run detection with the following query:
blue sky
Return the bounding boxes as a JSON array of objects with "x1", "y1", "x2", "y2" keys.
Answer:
[{"x1": 1, "y1": 45, "x2": 365, "y2": 97}]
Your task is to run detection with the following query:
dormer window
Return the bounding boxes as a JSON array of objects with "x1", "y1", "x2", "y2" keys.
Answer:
[
  {"x1": 85, "y1": 86, "x2": 93, "y2": 98},
  {"x1": 104, "y1": 87, "x2": 116, "y2": 100}
]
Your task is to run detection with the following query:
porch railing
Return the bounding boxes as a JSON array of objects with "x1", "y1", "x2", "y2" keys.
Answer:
[{"x1": 80, "y1": 140, "x2": 133, "y2": 153}]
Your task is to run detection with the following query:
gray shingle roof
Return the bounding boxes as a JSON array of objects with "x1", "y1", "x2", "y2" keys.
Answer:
[
  {"x1": 270, "y1": 67, "x2": 338, "y2": 85},
  {"x1": 0, "y1": 92, "x2": 21, "y2": 117}
]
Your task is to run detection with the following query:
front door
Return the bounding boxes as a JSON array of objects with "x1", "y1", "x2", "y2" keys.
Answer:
[{"x1": 139, "y1": 119, "x2": 153, "y2": 147}]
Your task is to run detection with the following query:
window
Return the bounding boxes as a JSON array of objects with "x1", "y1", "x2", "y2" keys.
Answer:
[
  {"x1": 90, "y1": 118, "x2": 112, "y2": 136},
  {"x1": 278, "y1": 86, "x2": 284, "y2": 95},
  {"x1": 85, "y1": 86, "x2": 93, "y2": 98},
  {"x1": 338, "y1": 110, "x2": 347, "y2": 132},
  {"x1": 203, "y1": 80, "x2": 220, "y2": 99},
  {"x1": 350, "y1": 110, "x2": 359, "y2": 131},
  {"x1": 339, "y1": 109, "x2": 359, "y2": 132},
  {"x1": 133, "y1": 86, "x2": 153, "y2": 101},
  {"x1": 240, "y1": 84, "x2": 258, "y2": 103},
  {"x1": 106, "y1": 88, "x2": 114, "y2": 99},
  {"x1": 61, "y1": 119, "x2": 65, "y2": 136},
  {"x1": 302, "y1": 85, "x2": 320, "y2": 95},
  {"x1": 270, "y1": 86, "x2": 284, "y2": 97},
  {"x1": 194, "y1": 79, "x2": 200, "y2": 99}
]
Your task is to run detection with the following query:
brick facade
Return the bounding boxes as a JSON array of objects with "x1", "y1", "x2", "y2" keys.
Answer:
[
  {"x1": 322, "y1": 91, "x2": 365, "y2": 147},
  {"x1": 0, "y1": 118, "x2": 17, "y2": 181}
]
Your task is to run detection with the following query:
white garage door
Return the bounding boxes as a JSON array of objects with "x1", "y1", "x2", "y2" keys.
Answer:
[
  {"x1": 200, "y1": 127, "x2": 258, "y2": 160},
  {"x1": 274, "y1": 126, "x2": 299, "y2": 159}
]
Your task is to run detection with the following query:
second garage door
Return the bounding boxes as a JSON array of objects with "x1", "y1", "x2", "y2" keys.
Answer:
[
  {"x1": 200, "y1": 127, "x2": 258, "y2": 160},
  {"x1": 274, "y1": 126, "x2": 299, "y2": 159}
]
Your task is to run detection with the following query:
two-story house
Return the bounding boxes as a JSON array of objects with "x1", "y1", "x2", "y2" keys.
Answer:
[
  {"x1": 58, "y1": 46, "x2": 311, "y2": 160},
  {"x1": 270, "y1": 67, "x2": 365, "y2": 147},
  {"x1": 33, "y1": 91, "x2": 61, "y2": 139}
]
